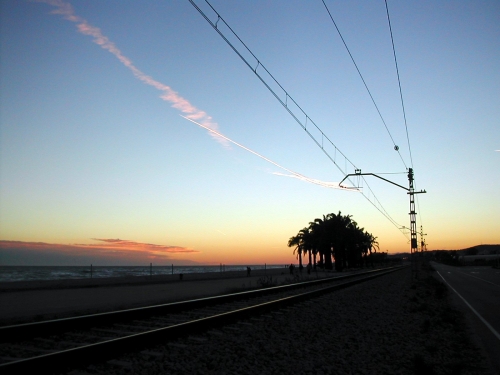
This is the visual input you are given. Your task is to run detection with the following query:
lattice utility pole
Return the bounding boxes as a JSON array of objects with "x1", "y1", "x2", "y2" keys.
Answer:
[
  {"x1": 408, "y1": 168, "x2": 417, "y2": 255},
  {"x1": 339, "y1": 168, "x2": 426, "y2": 275},
  {"x1": 407, "y1": 168, "x2": 421, "y2": 277},
  {"x1": 420, "y1": 225, "x2": 427, "y2": 252}
]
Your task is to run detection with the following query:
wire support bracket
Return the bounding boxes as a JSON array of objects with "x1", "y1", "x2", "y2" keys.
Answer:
[
  {"x1": 339, "y1": 171, "x2": 425, "y2": 194},
  {"x1": 340, "y1": 168, "x2": 426, "y2": 263}
]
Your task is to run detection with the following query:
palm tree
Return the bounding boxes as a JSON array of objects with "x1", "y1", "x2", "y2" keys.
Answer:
[
  {"x1": 289, "y1": 211, "x2": 379, "y2": 272},
  {"x1": 296, "y1": 227, "x2": 314, "y2": 269},
  {"x1": 309, "y1": 215, "x2": 334, "y2": 270},
  {"x1": 358, "y1": 230, "x2": 371, "y2": 267},
  {"x1": 345, "y1": 220, "x2": 364, "y2": 268},
  {"x1": 287, "y1": 234, "x2": 303, "y2": 269},
  {"x1": 287, "y1": 227, "x2": 310, "y2": 269},
  {"x1": 366, "y1": 232, "x2": 379, "y2": 267},
  {"x1": 304, "y1": 221, "x2": 320, "y2": 268},
  {"x1": 327, "y1": 211, "x2": 351, "y2": 271}
]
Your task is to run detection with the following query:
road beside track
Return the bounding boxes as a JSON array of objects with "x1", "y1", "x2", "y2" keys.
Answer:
[{"x1": 432, "y1": 262, "x2": 500, "y2": 375}]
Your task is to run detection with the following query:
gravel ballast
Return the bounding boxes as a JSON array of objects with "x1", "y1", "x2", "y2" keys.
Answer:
[{"x1": 75, "y1": 264, "x2": 491, "y2": 375}]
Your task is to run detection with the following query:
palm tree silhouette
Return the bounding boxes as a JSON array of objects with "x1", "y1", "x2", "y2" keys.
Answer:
[
  {"x1": 289, "y1": 211, "x2": 378, "y2": 271},
  {"x1": 287, "y1": 227, "x2": 309, "y2": 269}
]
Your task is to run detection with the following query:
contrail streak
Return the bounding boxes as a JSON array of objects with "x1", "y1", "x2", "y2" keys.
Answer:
[
  {"x1": 181, "y1": 115, "x2": 358, "y2": 191},
  {"x1": 36, "y1": 0, "x2": 227, "y2": 146},
  {"x1": 271, "y1": 172, "x2": 358, "y2": 190},
  {"x1": 38, "y1": 0, "x2": 355, "y2": 192}
]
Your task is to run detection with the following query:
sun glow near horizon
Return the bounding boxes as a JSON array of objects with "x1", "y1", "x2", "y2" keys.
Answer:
[{"x1": 1, "y1": 1, "x2": 499, "y2": 266}]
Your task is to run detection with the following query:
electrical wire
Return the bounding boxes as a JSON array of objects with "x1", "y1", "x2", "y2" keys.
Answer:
[
  {"x1": 323, "y1": 0, "x2": 423, "y2": 242},
  {"x1": 188, "y1": 0, "x2": 357, "y2": 176},
  {"x1": 360, "y1": 176, "x2": 409, "y2": 239},
  {"x1": 188, "y1": 0, "x2": 409, "y2": 238},
  {"x1": 384, "y1": 0, "x2": 414, "y2": 170},
  {"x1": 385, "y1": 0, "x2": 425, "y2": 236},
  {"x1": 321, "y1": 0, "x2": 407, "y2": 169}
]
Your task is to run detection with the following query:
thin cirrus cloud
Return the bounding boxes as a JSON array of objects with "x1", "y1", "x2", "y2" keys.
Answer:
[
  {"x1": 0, "y1": 239, "x2": 196, "y2": 254},
  {"x1": 182, "y1": 115, "x2": 358, "y2": 191},
  {"x1": 88, "y1": 238, "x2": 197, "y2": 254},
  {"x1": 35, "y1": 0, "x2": 227, "y2": 146}
]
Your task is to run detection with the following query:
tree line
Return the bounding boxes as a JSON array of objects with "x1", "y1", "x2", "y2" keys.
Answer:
[{"x1": 287, "y1": 211, "x2": 380, "y2": 271}]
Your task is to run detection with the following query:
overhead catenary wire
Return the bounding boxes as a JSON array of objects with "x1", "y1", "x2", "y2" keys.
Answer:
[
  {"x1": 384, "y1": 0, "x2": 414, "y2": 170},
  {"x1": 384, "y1": 0, "x2": 424, "y2": 231},
  {"x1": 321, "y1": 0, "x2": 408, "y2": 169},
  {"x1": 188, "y1": 0, "x2": 408, "y2": 238},
  {"x1": 360, "y1": 176, "x2": 409, "y2": 238},
  {"x1": 187, "y1": 0, "x2": 357, "y2": 179},
  {"x1": 322, "y1": 0, "x2": 423, "y2": 239}
]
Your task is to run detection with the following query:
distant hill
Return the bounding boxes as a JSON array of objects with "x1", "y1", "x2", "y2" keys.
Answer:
[{"x1": 460, "y1": 244, "x2": 500, "y2": 255}]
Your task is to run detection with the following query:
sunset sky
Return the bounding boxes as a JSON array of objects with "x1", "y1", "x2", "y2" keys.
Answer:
[{"x1": 1, "y1": 0, "x2": 499, "y2": 266}]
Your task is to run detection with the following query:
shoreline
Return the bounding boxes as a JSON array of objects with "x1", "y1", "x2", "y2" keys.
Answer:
[{"x1": 0, "y1": 266, "x2": 295, "y2": 292}]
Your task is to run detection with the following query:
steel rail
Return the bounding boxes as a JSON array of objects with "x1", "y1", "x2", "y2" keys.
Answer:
[
  {"x1": 0, "y1": 266, "x2": 406, "y2": 373},
  {"x1": 0, "y1": 266, "x2": 401, "y2": 342}
]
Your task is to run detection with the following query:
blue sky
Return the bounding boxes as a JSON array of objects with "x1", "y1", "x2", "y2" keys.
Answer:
[{"x1": 1, "y1": 0, "x2": 499, "y2": 265}]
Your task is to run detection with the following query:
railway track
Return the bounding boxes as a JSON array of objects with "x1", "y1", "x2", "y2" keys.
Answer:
[{"x1": 0, "y1": 266, "x2": 405, "y2": 373}]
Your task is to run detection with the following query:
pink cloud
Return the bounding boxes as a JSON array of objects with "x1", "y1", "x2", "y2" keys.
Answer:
[
  {"x1": 35, "y1": 0, "x2": 227, "y2": 146},
  {"x1": 0, "y1": 239, "x2": 198, "y2": 258},
  {"x1": 87, "y1": 238, "x2": 196, "y2": 254}
]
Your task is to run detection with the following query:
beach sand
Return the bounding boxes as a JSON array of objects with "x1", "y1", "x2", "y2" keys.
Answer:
[{"x1": 0, "y1": 267, "x2": 333, "y2": 325}]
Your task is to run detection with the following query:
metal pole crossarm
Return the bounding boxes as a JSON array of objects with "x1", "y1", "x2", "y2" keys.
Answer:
[
  {"x1": 339, "y1": 168, "x2": 426, "y2": 277},
  {"x1": 339, "y1": 171, "x2": 427, "y2": 195},
  {"x1": 339, "y1": 172, "x2": 409, "y2": 191}
]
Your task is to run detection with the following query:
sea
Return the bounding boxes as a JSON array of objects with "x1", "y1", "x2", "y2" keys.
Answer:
[{"x1": 0, "y1": 265, "x2": 285, "y2": 283}]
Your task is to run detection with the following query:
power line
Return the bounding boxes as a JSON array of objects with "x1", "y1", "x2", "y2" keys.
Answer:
[
  {"x1": 188, "y1": 0, "x2": 407, "y2": 236},
  {"x1": 360, "y1": 176, "x2": 409, "y2": 239},
  {"x1": 321, "y1": 0, "x2": 407, "y2": 169},
  {"x1": 384, "y1": 0, "x2": 414, "y2": 170},
  {"x1": 385, "y1": 0, "x2": 424, "y2": 232},
  {"x1": 188, "y1": 0, "x2": 356, "y2": 175},
  {"x1": 322, "y1": 0, "x2": 423, "y2": 241}
]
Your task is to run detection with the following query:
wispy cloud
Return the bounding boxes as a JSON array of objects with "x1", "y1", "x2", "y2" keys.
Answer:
[
  {"x1": 36, "y1": 0, "x2": 354, "y2": 191},
  {"x1": 181, "y1": 115, "x2": 358, "y2": 191},
  {"x1": 271, "y1": 172, "x2": 358, "y2": 191},
  {"x1": 35, "y1": 0, "x2": 227, "y2": 146},
  {"x1": 0, "y1": 239, "x2": 197, "y2": 262},
  {"x1": 87, "y1": 238, "x2": 196, "y2": 254}
]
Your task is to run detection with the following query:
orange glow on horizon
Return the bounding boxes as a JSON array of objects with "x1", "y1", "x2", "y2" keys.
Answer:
[{"x1": 2, "y1": 233, "x2": 497, "y2": 266}]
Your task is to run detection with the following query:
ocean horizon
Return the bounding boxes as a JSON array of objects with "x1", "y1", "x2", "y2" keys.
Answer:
[{"x1": 0, "y1": 264, "x2": 287, "y2": 283}]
